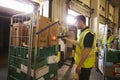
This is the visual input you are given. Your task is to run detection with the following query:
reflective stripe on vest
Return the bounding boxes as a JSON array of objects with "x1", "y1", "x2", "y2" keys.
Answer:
[{"x1": 75, "y1": 28, "x2": 96, "y2": 68}]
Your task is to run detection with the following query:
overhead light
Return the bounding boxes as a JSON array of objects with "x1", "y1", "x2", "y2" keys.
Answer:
[
  {"x1": 68, "y1": 9, "x2": 79, "y2": 16},
  {"x1": 0, "y1": 0, "x2": 34, "y2": 13},
  {"x1": 66, "y1": 15, "x2": 76, "y2": 25}
]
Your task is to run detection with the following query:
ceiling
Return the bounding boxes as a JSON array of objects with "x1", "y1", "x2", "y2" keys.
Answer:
[
  {"x1": 0, "y1": 6, "x2": 22, "y2": 17},
  {"x1": 0, "y1": 0, "x2": 120, "y2": 17},
  {"x1": 0, "y1": 0, "x2": 40, "y2": 17}
]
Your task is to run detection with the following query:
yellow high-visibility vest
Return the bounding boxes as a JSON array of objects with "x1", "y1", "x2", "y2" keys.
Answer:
[
  {"x1": 107, "y1": 35, "x2": 114, "y2": 48},
  {"x1": 75, "y1": 28, "x2": 96, "y2": 68}
]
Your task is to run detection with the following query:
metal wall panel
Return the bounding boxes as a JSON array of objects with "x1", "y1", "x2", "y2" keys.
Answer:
[
  {"x1": 108, "y1": 4, "x2": 114, "y2": 22},
  {"x1": 70, "y1": 0, "x2": 90, "y2": 17},
  {"x1": 99, "y1": 0, "x2": 106, "y2": 17},
  {"x1": 80, "y1": 0, "x2": 90, "y2": 7}
]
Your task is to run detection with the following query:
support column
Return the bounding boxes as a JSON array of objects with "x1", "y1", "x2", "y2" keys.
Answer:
[{"x1": 90, "y1": 0, "x2": 99, "y2": 38}]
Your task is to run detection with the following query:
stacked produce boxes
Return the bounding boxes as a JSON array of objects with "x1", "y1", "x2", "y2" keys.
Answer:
[{"x1": 8, "y1": 12, "x2": 59, "y2": 80}]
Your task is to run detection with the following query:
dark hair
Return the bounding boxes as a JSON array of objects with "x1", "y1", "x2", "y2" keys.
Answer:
[
  {"x1": 76, "y1": 15, "x2": 86, "y2": 23},
  {"x1": 108, "y1": 29, "x2": 112, "y2": 33}
]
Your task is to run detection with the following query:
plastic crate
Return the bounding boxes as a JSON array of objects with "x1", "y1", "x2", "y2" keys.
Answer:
[
  {"x1": 107, "y1": 50, "x2": 119, "y2": 63},
  {"x1": 49, "y1": 63, "x2": 58, "y2": 77},
  {"x1": 8, "y1": 67, "x2": 20, "y2": 79},
  {"x1": 31, "y1": 58, "x2": 47, "y2": 69},
  {"x1": 10, "y1": 46, "x2": 17, "y2": 56},
  {"x1": 44, "y1": 73, "x2": 50, "y2": 80}
]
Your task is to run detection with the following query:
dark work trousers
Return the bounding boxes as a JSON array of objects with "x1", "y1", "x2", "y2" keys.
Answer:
[{"x1": 79, "y1": 68, "x2": 92, "y2": 80}]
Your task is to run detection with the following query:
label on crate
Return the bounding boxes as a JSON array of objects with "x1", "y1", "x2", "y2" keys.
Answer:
[
  {"x1": 34, "y1": 66, "x2": 49, "y2": 79},
  {"x1": 47, "y1": 55, "x2": 58, "y2": 64},
  {"x1": 26, "y1": 54, "x2": 28, "y2": 58},
  {"x1": 21, "y1": 64, "x2": 49, "y2": 79},
  {"x1": 115, "y1": 67, "x2": 120, "y2": 73},
  {"x1": 17, "y1": 68, "x2": 21, "y2": 73},
  {"x1": 21, "y1": 64, "x2": 28, "y2": 74},
  {"x1": 50, "y1": 74, "x2": 54, "y2": 78},
  {"x1": 37, "y1": 77, "x2": 45, "y2": 80}
]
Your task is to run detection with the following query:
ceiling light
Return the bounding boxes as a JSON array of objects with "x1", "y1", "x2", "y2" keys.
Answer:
[{"x1": 0, "y1": 0, "x2": 34, "y2": 13}]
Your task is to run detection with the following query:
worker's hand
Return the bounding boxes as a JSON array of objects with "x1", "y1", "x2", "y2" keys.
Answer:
[
  {"x1": 76, "y1": 65, "x2": 81, "y2": 75},
  {"x1": 61, "y1": 38, "x2": 66, "y2": 42}
]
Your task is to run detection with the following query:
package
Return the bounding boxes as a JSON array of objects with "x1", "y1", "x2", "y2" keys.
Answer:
[
  {"x1": 48, "y1": 24, "x2": 59, "y2": 46},
  {"x1": 11, "y1": 23, "x2": 29, "y2": 46},
  {"x1": 37, "y1": 16, "x2": 51, "y2": 48},
  {"x1": 11, "y1": 23, "x2": 19, "y2": 46}
]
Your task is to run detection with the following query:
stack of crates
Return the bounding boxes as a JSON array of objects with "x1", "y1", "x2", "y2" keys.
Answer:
[
  {"x1": 8, "y1": 12, "x2": 59, "y2": 80},
  {"x1": 106, "y1": 50, "x2": 120, "y2": 63}
]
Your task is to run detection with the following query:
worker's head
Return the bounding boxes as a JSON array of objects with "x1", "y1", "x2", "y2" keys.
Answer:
[
  {"x1": 107, "y1": 29, "x2": 112, "y2": 37},
  {"x1": 75, "y1": 15, "x2": 86, "y2": 29}
]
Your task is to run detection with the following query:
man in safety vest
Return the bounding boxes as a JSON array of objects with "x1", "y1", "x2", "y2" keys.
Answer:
[
  {"x1": 62, "y1": 15, "x2": 96, "y2": 80},
  {"x1": 107, "y1": 29, "x2": 115, "y2": 49}
]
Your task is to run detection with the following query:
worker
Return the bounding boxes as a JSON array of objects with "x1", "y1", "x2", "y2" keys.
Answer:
[
  {"x1": 62, "y1": 15, "x2": 96, "y2": 80},
  {"x1": 106, "y1": 29, "x2": 115, "y2": 49}
]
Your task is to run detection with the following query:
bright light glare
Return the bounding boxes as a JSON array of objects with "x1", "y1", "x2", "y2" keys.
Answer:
[
  {"x1": 66, "y1": 15, "x2": 76, "y2": 25},
  {"x1": 68, "y1": 9, "x2": 79, "y2": 16},
  {"x1": 0, "y1": 0, "x2": 33, "y2": 13}
]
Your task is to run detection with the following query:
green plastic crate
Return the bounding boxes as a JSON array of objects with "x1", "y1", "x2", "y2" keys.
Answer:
[
  {"x1": 107, "y1": 50, "x2": 119, "y2": 63},
  {"x1": 8, "y1": 66, "x2": 20, "y2": 79},
  {"x1": 10, "y1": 46, "x2": 17, "y2": 56},
  {"x1": 44, "y1": 73, "x2": 50, "y2": 80},
  {"x1": 31, "y1": 58, "x2": 47, "y2": 69},
  {"x1": 49, "y1": 63, "x2": 58, "y2": 77}
]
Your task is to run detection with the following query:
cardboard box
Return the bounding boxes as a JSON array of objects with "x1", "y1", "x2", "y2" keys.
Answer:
[
  {"x1": 11, "y1": 23, "x2": 29, "y2": 46},
  {"x1": 30, "y1": 27, "x2": 37, "y2": 47},
  {"x1": 11, "y1": 16, "x2": 53, "y2": 48},
  {"x1": 48, "y1": 24, "x2": 59, "y2": 46},
  {"x1": 37, "y1": 16, "x2": 51, "y2": 48},
  {"x1": 11, "y1": 24, "x2": 19, "y2": 46},
  {"x1": 19, "y1": 23, "x2": 29, "y2": 46},
  {"x1": 104, "y1": 66, "x2": 115, "y2": 77},
  {"x1": 104, "y1": 66, "x2": 120, "y2": 77}
]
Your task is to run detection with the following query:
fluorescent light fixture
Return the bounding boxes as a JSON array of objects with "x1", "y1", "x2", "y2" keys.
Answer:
[{"x1": 0, "y1": 0, "x2": 33, "y2": 13}]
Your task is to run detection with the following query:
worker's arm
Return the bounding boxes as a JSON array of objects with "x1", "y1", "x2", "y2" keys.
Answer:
[
  {"x1": 62, "y1": 38, "x2": 79, "y2": 46},
  {"x1": 76, "y1": 48, "x2": 91, "y2": 74}
]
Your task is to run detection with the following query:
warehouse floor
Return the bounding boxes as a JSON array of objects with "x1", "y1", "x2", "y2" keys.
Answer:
[
  {"x1": 57, "y1": 60, "x2": 104, "y2": 80},
  {"x1": 0, "y1": 54, "x2": 8, "y2": 80}
]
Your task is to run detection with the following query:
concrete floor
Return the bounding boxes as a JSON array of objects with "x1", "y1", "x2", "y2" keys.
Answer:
[{"x1": 58, "y1": 63, "x2": 104, "y2": 80}]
